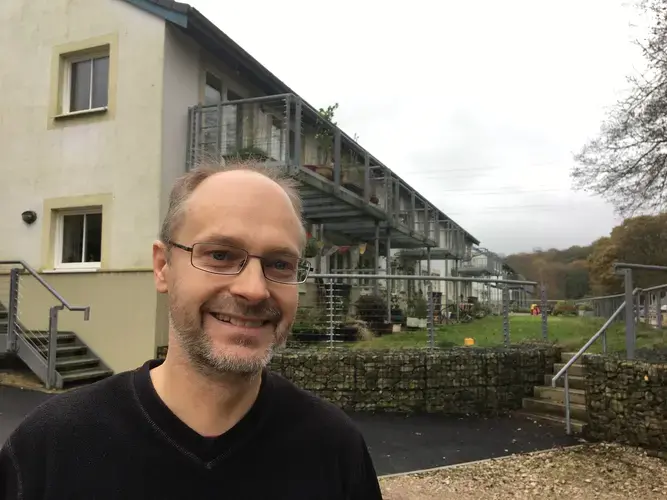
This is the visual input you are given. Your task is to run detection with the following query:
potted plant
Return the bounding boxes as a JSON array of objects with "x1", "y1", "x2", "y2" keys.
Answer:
[
  {"x1": 406, "y1": 296, "x2": 429, "y2": 329},
  {"x1": 223, "y1": 146, "x2": 270, "y2": 162},
  {"x1": 578, "y1": 303, "x2": 594, "y2": 317},
  {"x1": 314, "y1": 103, "x2": 339, "y2": 179},
  {"x1": 354, "y1": 293, "x2": 390, "y2": 336},
  {"x1": 304, "y1": 234, "x2": 319, "y2": 258}
]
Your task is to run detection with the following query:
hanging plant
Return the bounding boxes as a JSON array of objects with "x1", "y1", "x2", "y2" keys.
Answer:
[{"x1": 304, "y1": 234, "x2": 319, "y2": 258}]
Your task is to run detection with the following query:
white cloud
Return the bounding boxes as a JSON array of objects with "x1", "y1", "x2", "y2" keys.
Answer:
[{"x1": 189, "y1": 0, "x2": 647, "y2": 253}]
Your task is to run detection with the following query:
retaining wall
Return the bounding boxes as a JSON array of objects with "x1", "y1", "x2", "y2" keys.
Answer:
[
  {"x1": 584, "y1": 355, "x2": 667, "y2": 454},
  {"x1": 269, "y1": 345, "x2": 561, "y2": 415}
]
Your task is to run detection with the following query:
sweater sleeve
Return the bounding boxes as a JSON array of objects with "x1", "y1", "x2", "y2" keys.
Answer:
[
  {"x1": 0, "y1": 438, "x2": 22, "y2": 500},
  {"x1": 342, "y1": 432, "x2": 383, "y2": 500}
]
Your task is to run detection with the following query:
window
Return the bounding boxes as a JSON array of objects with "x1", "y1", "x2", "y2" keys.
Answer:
[
  {"x1": 64, "y1": 52, "x2": 110, "y2": 113},
  {"x1": 55, "y1": 210, "x2": 103, "y2": 269},
  {"x1": 204, "y1": 72, "x2": 223, "y2": 105}
]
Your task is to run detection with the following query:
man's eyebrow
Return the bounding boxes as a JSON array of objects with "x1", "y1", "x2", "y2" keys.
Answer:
[{"x1": 197, "y1": 235, "x2": 301, "y2": 257}]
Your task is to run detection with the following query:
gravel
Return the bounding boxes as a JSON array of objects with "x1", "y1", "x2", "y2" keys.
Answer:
[{"x1": 379, "y1": 443, "x2": 667, "y2": 499}]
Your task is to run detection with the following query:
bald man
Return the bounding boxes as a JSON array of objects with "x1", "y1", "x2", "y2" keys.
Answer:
[{"x1": 0, "y1": 162, "x2": 383, "y2": 500}]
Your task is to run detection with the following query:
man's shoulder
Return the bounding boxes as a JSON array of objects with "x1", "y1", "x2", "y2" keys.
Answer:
[
  {"x1": 267, "y1": 370, "x2": 361, "y2": 436},
  {"x1": 7, "y1": 369, "x2": 136, "y2": 446}
]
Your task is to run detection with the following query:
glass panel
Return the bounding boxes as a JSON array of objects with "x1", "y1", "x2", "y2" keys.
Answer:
[
  {"x1": 61, "y1": 214, "x2": 85, "y2": 263},
  {"x1": 84, "y1": 213, "x2": 102, "y2": 263},
  {"x1": 91, "y1": 56, "x2": 109, "y2": 108},
  {"x1": 70, "y1": 60, "x2": 92, "y2": 112}
]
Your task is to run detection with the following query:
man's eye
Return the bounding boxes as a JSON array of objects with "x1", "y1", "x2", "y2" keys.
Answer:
[{"x1": 210, "y1": 251, "x2": 230, "y2": 260}]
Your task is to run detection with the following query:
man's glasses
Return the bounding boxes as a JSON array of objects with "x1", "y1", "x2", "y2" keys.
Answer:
[{"x1": 169, "y1": 242, "x2": 311, "y2": 285}]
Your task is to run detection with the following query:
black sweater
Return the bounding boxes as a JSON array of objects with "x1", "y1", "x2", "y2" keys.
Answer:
[{"x1": 0, "y1": 359, "x2": 383, "y2": 499}]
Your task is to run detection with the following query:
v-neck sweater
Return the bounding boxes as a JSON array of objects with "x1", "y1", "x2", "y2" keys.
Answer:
[{"x1": 0, "y1": 359, "x2": 382, "y2": 500}]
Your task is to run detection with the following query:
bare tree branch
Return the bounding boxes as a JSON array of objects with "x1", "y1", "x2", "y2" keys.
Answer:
[{"x1": 572, "y1": 0, "x2": 667, "y2": 216}]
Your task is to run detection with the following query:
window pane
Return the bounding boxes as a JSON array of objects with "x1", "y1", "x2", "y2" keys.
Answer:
[
  {"x1": 70, "y1": 60, "x2": 92, "y2": 112},
  {"x1": 62, "y1": 214, "x2": 84, "y2": 263},
  {"x1": 91, "y1": 56, "x2": 109, "y2": 108},
  {"x1": 84, "y1": 213, "x2": 102, "y2": 263},
  {"x1": 204, "y1": 72, "x2": 222, "y2": 105}
]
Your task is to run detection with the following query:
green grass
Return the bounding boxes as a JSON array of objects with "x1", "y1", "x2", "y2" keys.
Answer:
[{"x1": 353, "y1": 315, "x2": 667, "y2": 353}]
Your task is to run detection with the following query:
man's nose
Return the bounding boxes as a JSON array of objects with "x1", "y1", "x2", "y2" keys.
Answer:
[{"x1": 228, "y1": 258, "x2": 270, "y2": 304}]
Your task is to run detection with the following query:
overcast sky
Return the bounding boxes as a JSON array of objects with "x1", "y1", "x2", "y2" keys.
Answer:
[{"x1": 190, "y1": 0, "x2": 648, "y2": 255}]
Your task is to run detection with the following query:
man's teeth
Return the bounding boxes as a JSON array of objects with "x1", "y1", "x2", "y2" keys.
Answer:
[{"x1": 211, "y1": 313, "x2": 265, "y2": 328}]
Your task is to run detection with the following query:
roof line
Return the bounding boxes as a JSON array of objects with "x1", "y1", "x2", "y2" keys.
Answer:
[{"x1": 122, "y1": 0, "x2": 480, "y2": 244}]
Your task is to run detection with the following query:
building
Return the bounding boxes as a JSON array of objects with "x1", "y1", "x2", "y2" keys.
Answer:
[{"x1": 0, "y1": 0, "x2": 488, "y2": 388}]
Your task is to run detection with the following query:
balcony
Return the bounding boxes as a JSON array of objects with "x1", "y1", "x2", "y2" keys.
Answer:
[
  {"x1": 454, "y1": 250, "x2": 502, "y2": 277},
  {"x1": 186, "y1": 94, "x2": 439, "y2": 248}
]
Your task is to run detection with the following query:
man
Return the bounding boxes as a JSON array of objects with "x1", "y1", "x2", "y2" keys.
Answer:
[{"x1": 0, "y1": 161, "x2": 383, "y2": 499}]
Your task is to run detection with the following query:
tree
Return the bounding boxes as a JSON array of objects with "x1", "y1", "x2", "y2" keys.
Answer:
[
  {"x1": 571, "y1": 0, "x2": 667, "y2": 216},
  {"x1": 587, "y1": 237, "x2": 621, "y2": 294},
  {"x1": 587, "y1": 214, "x2": 667, "y2": 292}
]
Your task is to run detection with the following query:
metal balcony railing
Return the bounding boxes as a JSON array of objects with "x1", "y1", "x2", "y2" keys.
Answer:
[{"x1": 186, "y1": 93, "x2": 473, "y2": 245}]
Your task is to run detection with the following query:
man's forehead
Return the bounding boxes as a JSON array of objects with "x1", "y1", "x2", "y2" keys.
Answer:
[{"x1": 179, "y1": 170, "x2": 302, "y2": 251}]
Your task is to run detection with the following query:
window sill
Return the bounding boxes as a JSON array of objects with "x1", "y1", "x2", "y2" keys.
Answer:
[
  {"x1": 54, "y1": 107, "x2": 108, "y2": 120},
  {"x1": 43, "y1": 267, "x2": 100, "y2": 274}
]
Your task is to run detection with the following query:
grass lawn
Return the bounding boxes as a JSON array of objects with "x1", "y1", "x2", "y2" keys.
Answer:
[{"x1": 353, "y1": 315, "x2": 667, "y2": 353}]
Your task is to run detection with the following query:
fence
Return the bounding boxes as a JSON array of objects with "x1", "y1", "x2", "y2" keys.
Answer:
[
  {"x1": 572, "y1": 263, "x2": 667, "y2": 358},
  {"x1": 293, "y1": 273, "x2": 545, "y2": 349}
]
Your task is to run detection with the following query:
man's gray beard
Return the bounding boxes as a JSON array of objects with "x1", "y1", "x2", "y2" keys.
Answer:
[{"x1": 168, "y1": 299, "x2": 285, "y2": 379}]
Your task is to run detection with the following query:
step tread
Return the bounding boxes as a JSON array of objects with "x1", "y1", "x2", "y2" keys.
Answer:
[
  {"x1": 61, "y1": 368, "x2": 112, "y2": 381},
  {"x1": 523, "y1": 397, "x2": 587, "y2": 411},
  {"x1": 553, "y1": 362, "x2": 584, "y2": 368},
  {"x1": 535, "y1": 386, "x2": 586, "y2": 395},
  {"x1": 56, "y1": 356, "x2": 99, "y2": 367},
  {"x1": 545, "y1": 374, "x2": 585, "y2": 381},
  {"x1": 36, "y1": 344, "x2": 86, "y2": 353},
  {"x1": 518, "y1": 411, "x2": 587, "y2": 430},
  {"x1": 25, "y1": 332, "x2": 76, "y2": 340}
]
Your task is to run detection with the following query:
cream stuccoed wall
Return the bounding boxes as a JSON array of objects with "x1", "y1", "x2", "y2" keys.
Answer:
[{"x1": 0, "y1": 0, "x2": 167, "y2": 271}]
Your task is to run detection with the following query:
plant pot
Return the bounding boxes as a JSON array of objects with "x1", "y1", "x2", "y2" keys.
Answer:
[
  {"x1": 406, "y1": 317, "x2": 420, "y2": 328},
  {"x1": 315, "y1": 166, "x2": 333, "y2": 180}
]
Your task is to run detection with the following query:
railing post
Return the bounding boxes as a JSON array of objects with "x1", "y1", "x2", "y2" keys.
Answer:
[
  {"x1": 624, "y1": 269, "x2": 635, "y2": 360},
  {"x1": 293, "y1": 96, "x2": 301, "y2": 168},
  {"x1": 363, "y1": 153, "x2": 371, "y2": 203},
  {"x1": 502, "y1": 285, "x2": 510, "y2": 347},
  {"x1": 427, "y1": 279, "x2": 435, "y2": 349},
  {"x1": 657, "y1": 292, "x2": 663, "y2": 329},
  {"x1": 333, "y1": 129, "x2": 341, "y2": 186},
  {"x1": 326, "y1": 280, "x2": 335, "y2": 348},
  {"x1": 47, "y1": 306, "x2": 60, "y2": 390},
  {"x1": 6, "y1": 268, "x2": 20, "y2": 352},
  {"x1": 564, "y1": 371, "x2": 572, "y2": 435},
  {"x1": 540, "y1": 283, "x2": 548, "y2": 341}
]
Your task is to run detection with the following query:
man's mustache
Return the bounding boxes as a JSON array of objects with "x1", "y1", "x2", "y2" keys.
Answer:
[{"x1": 203, "y1": 296, "x2": 282, "y2": 321}]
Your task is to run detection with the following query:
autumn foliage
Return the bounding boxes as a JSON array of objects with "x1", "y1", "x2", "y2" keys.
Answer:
[{"x1": 505, "y1": 214, "x2": 667, "y2": 299}]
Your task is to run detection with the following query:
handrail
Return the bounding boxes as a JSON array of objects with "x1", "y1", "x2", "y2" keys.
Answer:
[
  {"x1": 0, "y1": 260, "x2": 90, "y2": 320},
  {"x1": 552, "y1": 298, "x2": 631, "y2": 386},
  {"x1": 551, "y1": 287, "x2": 639, "y2": 435}
]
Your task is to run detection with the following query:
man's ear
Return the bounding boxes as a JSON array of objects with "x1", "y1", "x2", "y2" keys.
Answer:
[{"x1": 153, "y1": 240, "x2": 169, "y2": 294}]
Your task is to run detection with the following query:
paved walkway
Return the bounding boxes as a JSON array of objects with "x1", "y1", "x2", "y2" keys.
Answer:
[{"x1": 0, "y1": 386, "x2": 577, "y2": 475}]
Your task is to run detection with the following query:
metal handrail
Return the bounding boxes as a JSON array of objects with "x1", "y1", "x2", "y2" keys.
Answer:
[
  {"x1": 551, "y1": 287, "x2": 639, "y2": 434},
  {"x1": 0, "y1": 260, "x2": 90, "y2": 319}
]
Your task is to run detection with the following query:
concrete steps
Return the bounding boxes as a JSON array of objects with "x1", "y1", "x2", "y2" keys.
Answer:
[{"x1": 521, "y1": 352, "x2": 589, "y2": 434}]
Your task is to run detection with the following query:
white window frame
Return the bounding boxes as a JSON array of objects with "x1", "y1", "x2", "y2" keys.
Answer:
[
  {"x1": 61, "y1": 48, "x2": 110, "y2": 116},
  {"x1": 54, "y1": 208, "x2": 103, "y2": 270}
]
